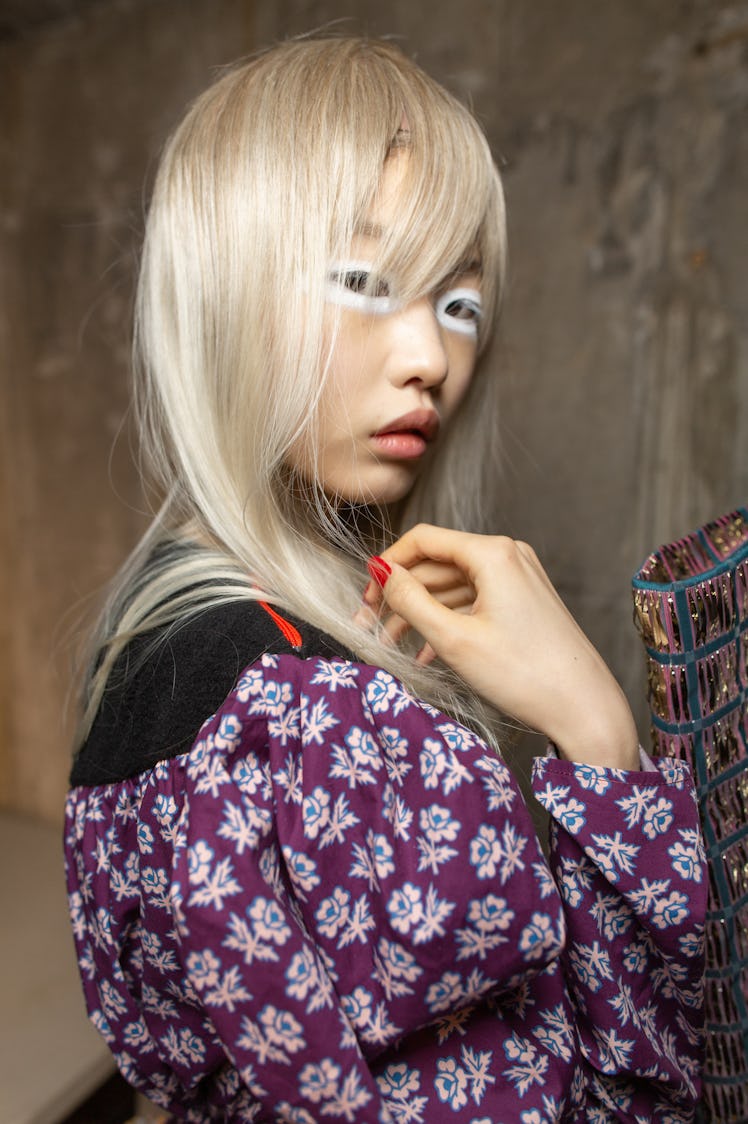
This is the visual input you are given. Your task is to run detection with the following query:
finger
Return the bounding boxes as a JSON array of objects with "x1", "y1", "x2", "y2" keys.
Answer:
[
  {"x1": 415, "y1": 641, "x2": 437, "y2": 666},
  {"x1": 381, "y1": 524, "x2": 483, "y2": 577},
  {"x1": 381, "y1": 584, "x2": 474, "y2": 646},
  {"x1": 363, "y1": 557, "x2": 473, "y2": 607},
  {"x1": 381, "y1": 612, "x2": 410, "y2": 645},
  {"x1": 352, "y1": 602, "x2": 380, "y2": 631},
  {"x1": 363, "y1": 526, "x2": 482, "y2": 605},
  {"x1": 374, "y1": 558, "x2": 470, "y2": 657},
  {"x1": 404, "y1": 560, "x2": 468, "y2": 592}
]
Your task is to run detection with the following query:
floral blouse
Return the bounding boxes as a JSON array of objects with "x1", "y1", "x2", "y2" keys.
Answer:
[{"x1": 64, "y1": 603, "x2": 706, "y2": 1122}]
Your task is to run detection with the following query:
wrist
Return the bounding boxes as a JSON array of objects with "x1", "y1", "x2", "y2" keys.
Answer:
[{"x1": 552, "y1": 696, "x2": 640, "y2": 771}]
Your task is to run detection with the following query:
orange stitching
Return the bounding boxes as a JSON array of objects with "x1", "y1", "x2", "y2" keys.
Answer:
[{"x1": 258, "y1": 601, "x2": 303, "y2": 650}]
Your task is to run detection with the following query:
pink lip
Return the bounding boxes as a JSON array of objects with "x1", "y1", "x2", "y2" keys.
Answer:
[
  {"x1": 374, "y1": 410, "x2": 440, "y2": 443},
  {"x1": 372, "y1": 410, "x2": 440, "y2": 461}
]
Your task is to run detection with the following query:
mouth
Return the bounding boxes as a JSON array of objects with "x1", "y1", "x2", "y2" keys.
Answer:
[
  {"x1": 372, "y1": 410, "x2": 440, "y2": 461},
  {"x1": 373, "y1": 409, "x2": 440, "y2": 444}
]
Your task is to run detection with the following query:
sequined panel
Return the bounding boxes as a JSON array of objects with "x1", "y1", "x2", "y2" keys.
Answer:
[
  {"x1": 703, "y1": 1032, "x2": 748, "y2": 1121},
  {"x1": 633, "y1": 507, "x2": 748, "y2": 1123},
  {"x1": 687, "y1": 570, "x2": 737, "y2": 649},
  {"x1": 715, "y1": 834, "x2": 748, "y2": 911},
  {"x1": 708, "y1": 512, "x2": 748, "y2": 561},
  {"x1": 704, "y1": 770, "x2": 748, "y2": 842},
  {"x1": 637, "y1": 510, "x2": 748, "y2": 585},
  {"x1": 737, "y1": 560, "x2": 748, "y2": 620},
  {"x1": 633, "y1": 588, "x2": 681, "y2": 652},
  {"x1": 643, "y1": 650, "x2": 745, "y2": 728}
]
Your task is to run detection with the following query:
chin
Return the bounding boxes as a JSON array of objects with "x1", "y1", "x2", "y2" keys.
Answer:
[{"x1": 326, "y1": 466, "x2": 420, "y2": 507}]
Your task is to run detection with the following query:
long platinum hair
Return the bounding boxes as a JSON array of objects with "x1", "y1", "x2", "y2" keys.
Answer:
[{"x1": 78, "y1": 36, "x2": 507, "y2": 746}]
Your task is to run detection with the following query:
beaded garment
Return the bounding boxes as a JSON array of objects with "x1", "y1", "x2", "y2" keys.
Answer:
[{"x1": 633, "y1": 507, "x2": 748, "y2": 1123}]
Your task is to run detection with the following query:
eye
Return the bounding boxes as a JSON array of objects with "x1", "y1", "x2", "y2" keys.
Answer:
[
  {"x1": 434, "y1": 288, "x2": 482, "y2": 338},
  {"x1": 325, "y1": 260, "x2": 398, "y2": 315},
  {"x1": 332, "y1": 268, "x2": 390, "y2": 298}
]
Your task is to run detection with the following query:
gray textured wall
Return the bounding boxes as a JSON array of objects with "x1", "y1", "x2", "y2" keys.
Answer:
[{"x1": 2, "y1": 0, "x2": 746, "y2": 820}]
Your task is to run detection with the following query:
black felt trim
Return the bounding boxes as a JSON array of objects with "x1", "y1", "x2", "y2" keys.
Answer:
[{"x1": 70, "y1": 601, "x2": 348, "y2": 787}]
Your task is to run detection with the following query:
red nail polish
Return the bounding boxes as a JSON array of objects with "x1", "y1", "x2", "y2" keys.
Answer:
[{"x1": 367, "y1": 555, "x2": 392, "y2": 589}]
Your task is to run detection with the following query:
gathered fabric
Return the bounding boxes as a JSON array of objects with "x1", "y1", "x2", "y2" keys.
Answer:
[{"x1": 66, "y1": 607, "x2": 705, "y2": 1121}]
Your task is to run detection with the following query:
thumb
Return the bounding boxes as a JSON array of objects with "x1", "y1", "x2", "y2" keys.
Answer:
[{"x1": 367, "y1": 555, "x2": 455, "y2": 653}]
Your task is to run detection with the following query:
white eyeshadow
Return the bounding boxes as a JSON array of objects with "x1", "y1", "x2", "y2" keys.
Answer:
[
  {"x1": 325, "y1": 260, "x2": 400, "y2": 316},
  {"x1": 434, "y1": 288, "x2": 482, "y2": 337}
]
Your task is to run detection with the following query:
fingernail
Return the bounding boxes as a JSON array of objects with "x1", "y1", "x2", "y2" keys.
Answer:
[{"x1": 367, "y1": 555, "x2": 391, "y2": 589}]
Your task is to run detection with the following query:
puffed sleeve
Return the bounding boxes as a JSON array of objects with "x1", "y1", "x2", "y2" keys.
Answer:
[
  {"x1": 532, "y1": 754, "x2": 706, "y2": 1116},
  {"x1": 66, "y1": 654, "x2": 705, "y2": 1122},
  {"x1": 67, "y1": 652, "x2": 561, "y2": 1122}
]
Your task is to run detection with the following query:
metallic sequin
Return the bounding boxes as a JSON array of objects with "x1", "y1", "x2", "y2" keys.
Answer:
[{"x1": 633, "y1": 506, "x2": 748, "y2": 1120}]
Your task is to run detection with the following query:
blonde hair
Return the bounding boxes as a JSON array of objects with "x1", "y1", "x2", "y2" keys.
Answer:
[{"x1": 78, "y1": 35, "x2": 507, "y2": 745}]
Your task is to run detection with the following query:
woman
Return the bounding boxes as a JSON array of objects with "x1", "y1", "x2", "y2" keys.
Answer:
[{"x1": 65, "y1": 36, "x2": 706, "y2": 1122}]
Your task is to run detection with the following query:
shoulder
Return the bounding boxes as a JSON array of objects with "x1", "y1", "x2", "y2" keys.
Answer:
[{"x1": 71, "y1": 599, "x2": 348, "y2": 787}]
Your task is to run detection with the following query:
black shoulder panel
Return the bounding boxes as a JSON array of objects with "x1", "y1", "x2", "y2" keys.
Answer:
[{"x1": 70, "y1": 601, "x2": 348, "y2": 787}]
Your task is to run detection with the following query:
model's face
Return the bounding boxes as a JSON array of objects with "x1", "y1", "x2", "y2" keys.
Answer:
[{"x1": 290, "y1": 155, "x2": 482, "y2": 505}]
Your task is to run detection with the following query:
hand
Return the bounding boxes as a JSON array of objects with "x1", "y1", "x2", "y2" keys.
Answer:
[
  {"x1": 355, "y1": 558, "x2": 474, "y2": 660},
  {"x1": 363, "y1": 524, "x2": 639, "y2": 770}
]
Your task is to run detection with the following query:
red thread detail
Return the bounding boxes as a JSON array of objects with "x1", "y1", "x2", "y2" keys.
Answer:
[{"x1": 258, "y1": 601, "x2": 303, "y2": 649}]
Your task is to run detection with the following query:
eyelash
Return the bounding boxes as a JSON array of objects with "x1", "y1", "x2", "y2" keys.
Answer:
[
  {"x1": 325, "y1": 263, "x2": 482, "y2": 337},
  {"x1": 325, "y1": 262, "x2": 398, "y2": 315},
  {"x1": 434, "y1": 288, "x2": 482, "y2": 337}
]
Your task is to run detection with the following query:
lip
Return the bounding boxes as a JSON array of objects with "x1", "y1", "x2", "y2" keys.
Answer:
[{"x1": 373, "y1": 410, "x2": 440, "y2": 443}]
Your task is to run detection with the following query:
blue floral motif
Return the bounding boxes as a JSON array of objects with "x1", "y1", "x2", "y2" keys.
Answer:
[
  {"x1": 302, "y1": 785, "x2": 331, "y2": 839},
  {"x1": 185, "y1": 948, "x2": 221, "y2": 990},
  {"x1": 643, "y1": 797, "x2": 674, "y2": 839},
  {"x1": 554, "y1": 798, "x2": 586, "y2": 835},
  {"x1": 420, "y1": 803, "x2": 460, "y2": 841},
  {"x1": 136, "y1": 821, "x2": 154, "y2": 854},
  {"x1": 426, "y1": 970, "x2": 464, "y2": 1014},
  {"x1": 341, "y1": 985, "x2": 373, "y2": 1027},
  {"x1": 215, "y1": 713, "x2": 243, "y2": 749},
  {"x1": 370, "y1": 832, "x2": 396, "y2": 878},
  {"x1": 259, "y1": 1004, "x2": 305, "y2": 1052},
  {"x1": 377, "y1": 1061, "x2": 420, "y2": 1098},
  {"x1": 187, "y1": 839, "x2": 213, "y2": 882},
  {"x1": 651, "y1": 890, "x2": 690, "y2": 930},
  {"x1": 668, "y1": 833, "x2": 704, "y2": 882},
  {"x1": 575, "y1": 765, "x2": 611, "y2": 795},
  {"x1": 298, "y1": 1058, "x2": 341, "y2": 1101},
  {"x1": 419, "y1": 737, "x2": 447, "y2": 789},
  {"x1": 282, "y1": 846, "x2": 321, "y2": 896},
  {"x1": 315, "y1": 887, "x2": 351, "y2": 938},
  {"x1": 387, "y1": 882, "x2": 423, "y2": 935},
  {"x1": 519, "y1": 913, "x2": 558, "y2": 962},
  {"x1": 434, "y1": 1056, "x2": 469, "y2": 1110},
  {"x1": 468, "y1": 894, "x2": 513, "y2": 932},
  {"x1": 468, "y1": 824, "x2": 502, "y2": 879},
  {"x1": 365, "y1": 670, "x2": 398, "y2": 714},
  {"x1": 64, "y1": 650, "x2": 705, "y2": 1122}
]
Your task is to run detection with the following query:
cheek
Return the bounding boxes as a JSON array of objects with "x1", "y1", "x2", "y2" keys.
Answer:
[
  {"x1": 323, "y1": 321, "x2": 380, "y2": 421},
  {"x1": 442, "y1": 338, "x2": 478, "y2": 418}
]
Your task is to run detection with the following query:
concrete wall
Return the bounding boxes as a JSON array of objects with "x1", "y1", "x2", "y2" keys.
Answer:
[{"x1": 2, "y1": 0, "x2": 746, "y2": 821}]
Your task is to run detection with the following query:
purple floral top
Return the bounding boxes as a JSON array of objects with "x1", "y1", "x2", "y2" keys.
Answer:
[{"x1": 65, "y1": 650, "x2": 706, "y2": 1122}]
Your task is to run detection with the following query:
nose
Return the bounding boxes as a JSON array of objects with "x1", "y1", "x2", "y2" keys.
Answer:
[{"x1": 388, "y1": 297, "x2": 449, "y2": 390}]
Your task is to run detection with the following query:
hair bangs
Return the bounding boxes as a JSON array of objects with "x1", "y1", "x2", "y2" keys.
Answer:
[
  {"x1": 313, "y1": 40, "x2": 506, "y2": 345},
  {"x1": 86, "y1": 35, "x2": 509, "y2": 754}
]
